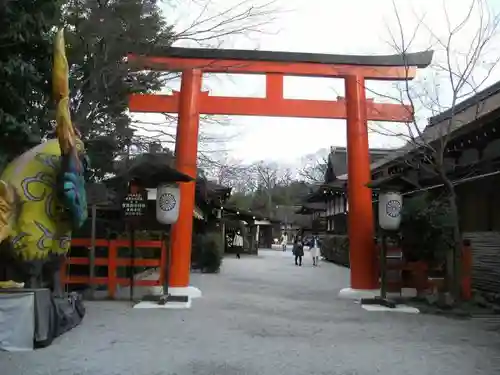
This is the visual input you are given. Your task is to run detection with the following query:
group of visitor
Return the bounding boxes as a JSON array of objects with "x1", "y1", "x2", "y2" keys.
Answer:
[
  {"x1": 234, "y1": 230, "x2": 322, "y2": 265},
  {"x1": 280, "y1": 231, "x2": 321, "y2": 267}
]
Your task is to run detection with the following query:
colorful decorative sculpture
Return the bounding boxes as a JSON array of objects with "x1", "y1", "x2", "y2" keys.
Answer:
[{"x1": 0, "y1": 29, "x2": 88, "y2": 290}]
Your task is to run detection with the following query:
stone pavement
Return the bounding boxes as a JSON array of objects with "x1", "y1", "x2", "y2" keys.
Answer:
[{"x1": 2, "y1": 249, "x2": 500, "y2": 375}]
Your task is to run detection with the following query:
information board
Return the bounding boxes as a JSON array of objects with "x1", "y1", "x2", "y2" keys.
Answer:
[{"x1": 122, "y1": 192, "x2": 147, "y2": 218}]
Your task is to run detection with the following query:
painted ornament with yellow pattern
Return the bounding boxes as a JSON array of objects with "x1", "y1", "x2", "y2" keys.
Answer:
[{"x1": 0, "y1": 29, "x2": 88, "y2": 286}]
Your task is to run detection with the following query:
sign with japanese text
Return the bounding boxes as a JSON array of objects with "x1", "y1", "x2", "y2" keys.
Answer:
[{"x1": 122, "y1": 192, "x2": 147, "y2": 219}]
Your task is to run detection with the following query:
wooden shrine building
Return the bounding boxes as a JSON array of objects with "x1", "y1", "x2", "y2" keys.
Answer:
[
  {"x1": 368, "y1": 80, "x2": 500, "y2": 295},
  {"x1": 300, "y1": 146, "x2": 392, "y2": 235}
]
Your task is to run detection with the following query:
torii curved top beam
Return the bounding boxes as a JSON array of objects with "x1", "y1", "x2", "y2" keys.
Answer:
[
  {"x1": 128, "y1": 46, "x2": 433, "y2": 80},
  {"x1": 135, "y1": 46, "x2": 433, "y2": 67}
]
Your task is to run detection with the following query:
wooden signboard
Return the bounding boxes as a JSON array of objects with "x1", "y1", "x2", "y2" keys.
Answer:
[
  {"x1": 122, "y1": 191, "x2": 148, "y2": 220},
  {"x1": 121, "y1": 188, "x2": 147, "y2": 302}
]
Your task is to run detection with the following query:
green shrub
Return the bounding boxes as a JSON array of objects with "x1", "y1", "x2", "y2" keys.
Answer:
[
  {"x1": 400, "y1": 193, "x2": 455, "y2": 264},
  {"x1": 192, "y1": 232, "x2": 223, "y2": 273}
]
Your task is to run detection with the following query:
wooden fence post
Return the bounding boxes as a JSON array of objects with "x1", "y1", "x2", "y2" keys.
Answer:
[
  {"x1": 461, "y1": 239, "x2": 472, "y2": 301},
  {"x1": 159, "y1": 240, "x2": 167, "y2": 286},
  {"x1": 108, "y1": 240, "x2": 118, "y2": 299}
]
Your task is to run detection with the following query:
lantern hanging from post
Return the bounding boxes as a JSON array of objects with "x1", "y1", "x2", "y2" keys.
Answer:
[
  {"x1": 156, "y1": 184, "x2": 180, "y2": 224},
  {"x1": 378, "y1": 191, "x2": 403, "y2": 231}
]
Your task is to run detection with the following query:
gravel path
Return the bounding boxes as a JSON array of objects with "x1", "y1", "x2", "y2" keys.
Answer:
[{"x1": 2, "y1": 249, "x2": 500, "y2": 375}]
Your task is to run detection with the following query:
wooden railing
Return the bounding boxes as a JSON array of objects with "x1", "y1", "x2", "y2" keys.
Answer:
[{"x1": 62, "y1": 238, "x2": 166, "y2": 299}]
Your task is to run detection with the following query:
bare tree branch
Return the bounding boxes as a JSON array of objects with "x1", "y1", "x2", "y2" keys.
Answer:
[
  {"x1": 127, "y1": 0, "x2": 286, "y2": 176},
  {"x1": 167, "y1": 0, "x2": 283, "y2": 46},
  {"x1": 297, "y1": 152, "x2": 328, "y2": 184}
]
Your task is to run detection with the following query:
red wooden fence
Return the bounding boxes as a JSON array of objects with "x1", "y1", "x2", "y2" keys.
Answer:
[
  {"x1": 374, "y1": 242, "x2": 472, "y2": 300},
  {"x1": 62, "y1": 238, "x2": 166, "y2": 299}
]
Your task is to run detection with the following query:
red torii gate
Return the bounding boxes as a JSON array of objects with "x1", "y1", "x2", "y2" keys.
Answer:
[{"x1": 128, "y1": 47, "x2": 432, "y2": 297}]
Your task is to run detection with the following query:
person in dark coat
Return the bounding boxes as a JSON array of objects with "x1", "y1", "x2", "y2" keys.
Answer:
[{"x1": 293, "y1": 235, "x2": 304, "y2": 266}]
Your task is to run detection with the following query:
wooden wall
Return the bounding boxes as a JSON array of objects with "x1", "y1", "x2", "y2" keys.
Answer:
[
  {"x1": 464, "y1": 232, "x2": 500, "y2": 294},
  {"x1": 458, "y1": 173, "x2": 500, "y2": 294},
  {"x1": 456, "y1": 173, "x2": 500, "y2": 231}
]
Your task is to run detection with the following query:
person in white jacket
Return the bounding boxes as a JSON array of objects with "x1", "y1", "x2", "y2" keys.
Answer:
[
  {"x1": 233, "y1": 230, "x2": 243, "y2": 259},
  {"x1": 309, "y1": 234, "x2": 321, "y2": 267},
  {"x1": 280, "y1": 232, "x2": 288, "y2": 252}
]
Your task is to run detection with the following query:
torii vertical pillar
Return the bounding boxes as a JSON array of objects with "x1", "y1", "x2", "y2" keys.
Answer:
[
  {"x1": 168, "y1": 69, "x2": 203, "y2": 299},
  {"x1": 339, "y1": 75, "x2": 378, "y2": 299}
]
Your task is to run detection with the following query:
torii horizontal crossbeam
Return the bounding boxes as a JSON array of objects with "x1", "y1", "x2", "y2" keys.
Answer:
[{"x1": 129, "y1": 91, "x2": 412, "y2": 121}]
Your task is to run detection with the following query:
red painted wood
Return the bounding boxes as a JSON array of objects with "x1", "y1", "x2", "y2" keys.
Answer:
[
  {"x1": 129, "y1": 92, "x2": 412, "y2": 122},
  {"x1": 64, "y1": 239, "x2": 165, "y2": 298},
  {"x1": 126, "y1": 49, "x2": 426, "y2": 293},
  {"x1": 169, "y1": 69, "x2": 203, "y2": 288},
  {"x1": 345, "y1": 75, "x2": 376, "y2": 290}
]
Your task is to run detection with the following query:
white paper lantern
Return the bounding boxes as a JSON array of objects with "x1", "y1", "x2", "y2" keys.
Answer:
[
  {"x1": 378, "y1": 191, "x2": 403, "y2": 231},
  {"x1": 156, "y1": 184, "x2": 180, "y2": 224}
]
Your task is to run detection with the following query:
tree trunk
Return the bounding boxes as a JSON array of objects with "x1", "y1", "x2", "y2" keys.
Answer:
[
  {"x1": 442, "y1": 177, "x2": 462, "y2": 303},
  {"x1": 449, "y1": 193, "x2": 462, "y2": 302}
]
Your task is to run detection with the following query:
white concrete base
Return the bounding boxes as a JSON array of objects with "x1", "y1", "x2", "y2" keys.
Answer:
[
  {"x1": 147, "y1": 286, "x2": 163, "y2": 295},
  {"x1": 401, "y1": 288, "x2": 418, "y2": 298},
  {"x1": 147, "y1": 285, "x2": 202, "y2": 299},
  {"x1": 339, "y1": 287, "x2": 418, "y2": 300},
  {"x1": 133, "y1": 300, "x2": 192, "y2": 309},
  {"x1": 338, "y1": 288, "x2": 380, "y2": 300},
  {"x1": 361, "y1": 304, "x2": 420, "y2": 314},
  {"x1": 169, "y1": 286, "x2": 202, "y2": 299}
]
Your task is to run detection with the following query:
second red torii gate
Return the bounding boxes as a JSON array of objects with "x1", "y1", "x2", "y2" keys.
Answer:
[{"x1": 128, "y1": 47, "x2": 433, "y2": 297}]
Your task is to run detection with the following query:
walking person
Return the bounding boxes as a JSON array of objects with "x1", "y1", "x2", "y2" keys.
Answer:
[
  {"x1": 280, "y1": 231, "x2": 288, "y2": 252},
  {"x1": 309, "y1": 233, "x2": 321, "y2": 267},
  {"x1": 293, "y1": 235, "x2": 304, "y2": 266},
  {"x1": 233, "y1": 230, "x2": 243, "y2": 259}
]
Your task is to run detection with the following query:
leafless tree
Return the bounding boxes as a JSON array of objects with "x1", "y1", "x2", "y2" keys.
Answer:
[
  {"x1": 131, "y1": 113, "x2": 237, "y2": 151},
  {"x1": 250, "y1": 160, "x2": 292, "y2": 214},
  {"x1": 164, "y1": 0, "x2": 282, "y2": 48},
  {"x1": 253, "y1": 160, "x2": 277, "y2": 189},
  {"x1": 253, "y1": 160, "x2": 293, "y2": 189},
  {"x1": 279, "y1": 167, "x2": 294, "y2": 186},
  {"x1": 297, "y1": 150, "x2": 329, "y2": 184},
  {"x1": 369, "y1": 0, "x2": 500, "y2": 301},
  {"x1": 130, "y1": 0, "x2": 284, "y2": 173},
  {"x1": 198, "y1": 152, "x2": 258, "y2": 193}
]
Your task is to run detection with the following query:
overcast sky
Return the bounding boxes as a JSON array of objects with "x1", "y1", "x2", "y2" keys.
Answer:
[{"x1": 132, "y1": 0, "x2": 500, "y2": 166}]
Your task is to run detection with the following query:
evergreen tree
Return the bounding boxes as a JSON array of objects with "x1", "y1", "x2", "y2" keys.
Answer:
[
  {"x1": 63, "y1": 0, "x2": 174, "y2": 180},
  {"x1": 0, "y1": 0, "x2": 63, "y2": 168}
]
